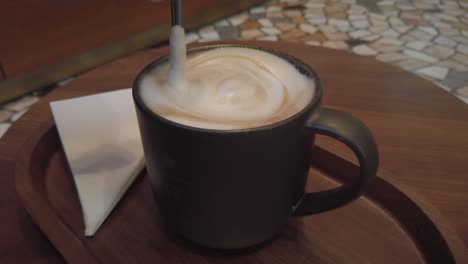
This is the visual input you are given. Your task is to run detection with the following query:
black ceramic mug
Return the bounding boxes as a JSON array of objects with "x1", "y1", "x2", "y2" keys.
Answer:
[{"x1": 133, "y1": 45, "x2": 378, "y2": 249}]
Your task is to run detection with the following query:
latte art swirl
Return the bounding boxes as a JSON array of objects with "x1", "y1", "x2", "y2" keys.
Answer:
[{"x1": 140, "y1": 47, "x2": 315, "y2": 130}]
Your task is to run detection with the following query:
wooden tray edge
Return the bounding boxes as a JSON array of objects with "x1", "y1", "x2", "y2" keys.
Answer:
[
  {"x1": 15, "y1": 120, "x2": 468, "y2": 264},
  {"x1": 15, "y1": 120, "x2": 100, "y2": 264},
  {"x1": 312, "y1": 147, "x2": 468, "y2": 263}
]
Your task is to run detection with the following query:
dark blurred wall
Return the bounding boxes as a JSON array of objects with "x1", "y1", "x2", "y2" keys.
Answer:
[{"x1": 0, "y1": 0, "x2": 174, "y2": 78}]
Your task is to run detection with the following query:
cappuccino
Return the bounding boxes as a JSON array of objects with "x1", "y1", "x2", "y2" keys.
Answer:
[{"x1": 140, "y1": 47, "x2": 315, "y2": 130}]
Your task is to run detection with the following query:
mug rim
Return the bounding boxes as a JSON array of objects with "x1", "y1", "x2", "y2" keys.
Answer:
[{"x1": 132, "y1": 44, "x2": 323, "y2": 134}]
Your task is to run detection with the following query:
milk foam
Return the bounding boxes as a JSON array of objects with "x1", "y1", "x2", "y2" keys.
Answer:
[{"x1": 140, "y1": 47, "x2": 315, "y2": 130}]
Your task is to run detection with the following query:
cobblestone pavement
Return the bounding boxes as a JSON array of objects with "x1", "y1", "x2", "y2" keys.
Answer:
[{"x1": 1, "y1": 0, "x2": 468, "y2": 138}]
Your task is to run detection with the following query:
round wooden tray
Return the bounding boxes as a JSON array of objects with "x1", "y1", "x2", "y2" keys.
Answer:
[
  {"x1": 15, "y1": 118, "x2": 468, "y2": 263},
  {"x1": 9, "y1": 40, "x2": 468, "y2": 263}
]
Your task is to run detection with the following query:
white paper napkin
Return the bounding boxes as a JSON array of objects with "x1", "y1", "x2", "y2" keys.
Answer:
[{"x1": 50, "y1": 88, "x2": 144, "y2": 236}]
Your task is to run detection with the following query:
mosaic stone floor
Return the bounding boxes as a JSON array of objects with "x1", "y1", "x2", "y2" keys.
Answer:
[{"x1": 1, "y1": 0, "x2": 468, "y2": 138}]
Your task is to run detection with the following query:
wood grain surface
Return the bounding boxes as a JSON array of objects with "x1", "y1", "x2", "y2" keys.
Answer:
[
  {"x1": 2, "y1": 41, "x2": 468, "y2": 263},
  {"x1": 1, "y1": 0, "x2": 177, "y2": 78},
  {"x1": 0, "y1": 0, "x2": 260, "y2": 78},
  {"x1": 0, "y1": 62, "x2": 5, "y2": 81},
  {"x1": 14, "y1": 120, "x2": 468, "y2": 263}
]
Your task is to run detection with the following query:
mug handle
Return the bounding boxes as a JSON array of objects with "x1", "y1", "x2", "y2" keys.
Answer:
[{"x1": 293, "y1": 108, "x2": 379, "y2": 216}]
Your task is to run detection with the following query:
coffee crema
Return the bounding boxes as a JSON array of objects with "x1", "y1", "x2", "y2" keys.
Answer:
[{"x1": 140, "y1": 47, "x2": 315, "y2": 130}]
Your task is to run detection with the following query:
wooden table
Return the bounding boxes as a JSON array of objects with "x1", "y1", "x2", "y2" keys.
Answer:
[{"x1": 1, "y1": 41, "x2": 468, "y2": 263}]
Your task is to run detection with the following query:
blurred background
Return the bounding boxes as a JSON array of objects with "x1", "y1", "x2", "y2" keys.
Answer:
[{"x1": 1, "y1": 0, "x2": 468, "y2": 138}]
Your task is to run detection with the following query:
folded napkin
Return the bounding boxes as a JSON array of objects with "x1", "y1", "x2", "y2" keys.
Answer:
[{"x1": 50, "y1": 88, "x2": 144, "y2": 236}]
